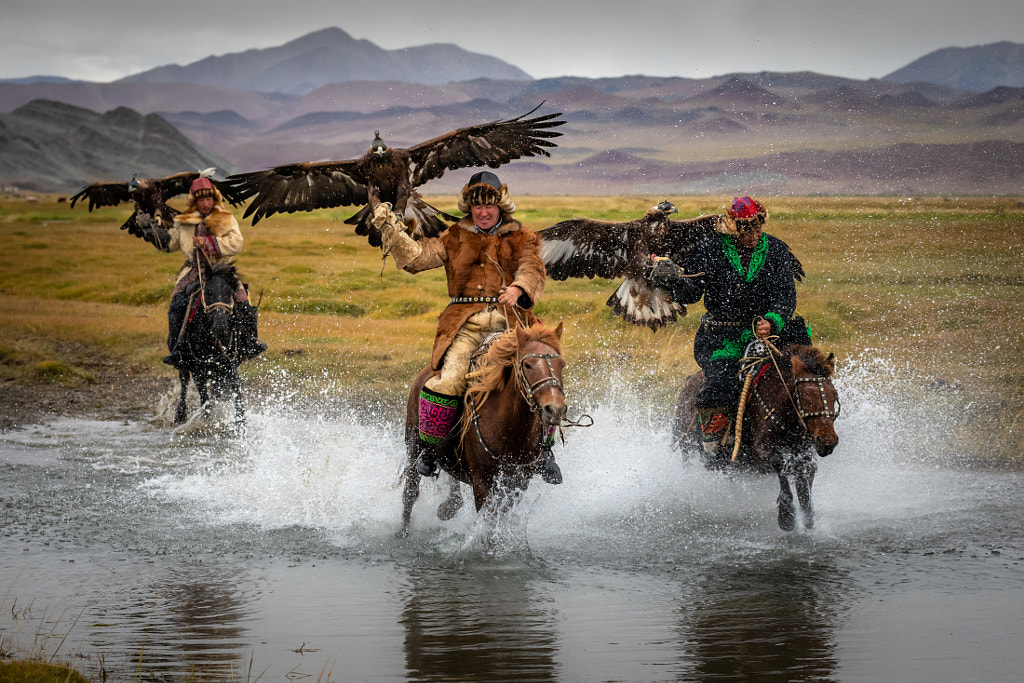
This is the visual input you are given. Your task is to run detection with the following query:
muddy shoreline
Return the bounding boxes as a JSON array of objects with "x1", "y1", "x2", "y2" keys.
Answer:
[{"x1": 0, "y1": 366, "x2": 170, "y2": 432}]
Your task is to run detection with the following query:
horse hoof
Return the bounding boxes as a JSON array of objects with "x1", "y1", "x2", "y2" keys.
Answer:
[
  {"x1": 395, "y1": 527, "x2": 410, "y2": 539},
  {"x1": 437, "y1": 496, "x2": 464, "y2": 521},
  {"x1": 803, "y1": 511, "x2": 815, "y2": 529}
]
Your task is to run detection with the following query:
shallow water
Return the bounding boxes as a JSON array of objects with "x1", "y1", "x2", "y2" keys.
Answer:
[{"x1": 2, "y1": 369, "x2": 1023, "y2": 682}]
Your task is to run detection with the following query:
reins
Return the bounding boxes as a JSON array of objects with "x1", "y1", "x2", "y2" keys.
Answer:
[{"x1": 189, "y1": 259, "x2": 238, "y2": 361}]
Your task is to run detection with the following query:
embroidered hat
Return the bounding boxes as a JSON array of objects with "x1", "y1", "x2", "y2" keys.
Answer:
[{"x1": 718, "y1": 195, "x2": 767, "y2": 235}]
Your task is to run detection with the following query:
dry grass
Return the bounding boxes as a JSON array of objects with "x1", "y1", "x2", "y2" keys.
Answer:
[{"x1": 1, "y1": 194, "x2": 1022, "y2": 458}]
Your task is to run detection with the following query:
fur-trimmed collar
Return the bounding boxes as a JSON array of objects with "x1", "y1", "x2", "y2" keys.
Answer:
[
  {"x1": 174, "y1": 204, "x2": 236, "y2": 235},
  {"x1": 457, "y1": 214, "x2": 522, "y2": 236}
]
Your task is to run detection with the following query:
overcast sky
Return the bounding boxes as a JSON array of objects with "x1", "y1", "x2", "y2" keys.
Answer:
[{"x1": 3, "y1": 0, "x2": 1022, "y2": 83}]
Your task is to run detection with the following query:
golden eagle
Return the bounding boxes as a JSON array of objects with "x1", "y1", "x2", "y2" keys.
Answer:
[
  {"x1": 539, "y1": 200, "x2": 804, "y2": 330},
  {"x1": 222, "y1": 104, "x2": 565, "y2": 246},
  {"x1": 69, "y1": 168, "x2": 244, "y2": 240}
]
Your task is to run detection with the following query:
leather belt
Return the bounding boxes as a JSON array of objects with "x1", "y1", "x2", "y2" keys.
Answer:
[{"x1": 448, "y1": 296, "x2": 499, "y2": 305}]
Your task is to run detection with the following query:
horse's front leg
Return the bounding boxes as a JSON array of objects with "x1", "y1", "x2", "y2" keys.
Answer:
[
  {"x1": 794, "y1": 455, "x2": 817, "y2": 529},
  {"x1": 398, "y1": 454, "x2": 421, "y2": 539},
  {"x1": 195, "y1": 370, "x2": 212, "y2": 417},
  {"x1": 230, "y1": 365, "x2": 245, "y2": 428},
  {"x1": 772, "y1": 452, "x2": 796, "y2": 532},
  {"x1": 174, "y1": 368, "x2": 191, "y2": 424}
]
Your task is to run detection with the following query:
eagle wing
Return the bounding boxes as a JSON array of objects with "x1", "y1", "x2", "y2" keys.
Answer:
[
  {"x1": 222, "y1": 159, "x2": 369, "y2": 225},
  {"x1": 408, "y1": 104, "x2": 565, "y2": 187},
  {"x1": 540, "y1": 211, "x2": 729, "y2": 331},
  {"x1": 69, "y1": 182, "x2": 131, "y2": 211},
  {"x1": 149, "y1": 170, "x2": 247, "y2": 207},
  {"x1": 538, "y1": 217, "x2": 641, "y2": 281}
]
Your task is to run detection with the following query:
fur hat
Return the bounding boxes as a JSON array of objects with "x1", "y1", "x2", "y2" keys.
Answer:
[
  {"x1": 457, "y1": 171, "x2": 516, "y2": 214},
  {"x1": 718, "y1": 196, "x2": 767, "y2": 235}
]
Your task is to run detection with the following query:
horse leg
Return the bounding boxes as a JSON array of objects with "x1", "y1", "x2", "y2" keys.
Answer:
[
  {"x1": 397, "y1": 452, "x2": 421, "y2": 538},
  {"x1": 195, "y1": 372, "x2": 211, "y2": 417},
  {"x1": 230, "y1": 366, "x2": 245, "y2": 428},
  {"x1": 174, "y1": 368, "x2": 191, "y2": 424},
  {"x1": 437, "y1": 476, "x2": 464, "y2": 521},
  {"x1": 795, "y1": 457, "x2": 817, "y2": 529},
  {"x1": 776, "y1": 470, "x2": 796, "y2": 532}
]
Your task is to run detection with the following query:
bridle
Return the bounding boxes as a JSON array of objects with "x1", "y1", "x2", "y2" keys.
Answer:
[
  {"x1": 190, "y1": 263, "x2": 238, "y2": 361},
  {"x1": 467, "y1": 341, "x2": 590, "y2": 460},
  {"x1": 515, "y1": 351, "x2": 564, "y2": 413},
  {"x1": 751, "y1": 354, "x2": 840, "y2": 433}
]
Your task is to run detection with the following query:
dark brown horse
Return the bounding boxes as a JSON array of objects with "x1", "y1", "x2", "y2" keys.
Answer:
[
  {"x1": 174, "y1": 263, "x2": 246, "y2": 428},
  {"x1": 673, "y1": 342, "x2": 840, "y2": 531},
  {"x1": 398, "y1": 322, "x2": 567, "y2": 538}
]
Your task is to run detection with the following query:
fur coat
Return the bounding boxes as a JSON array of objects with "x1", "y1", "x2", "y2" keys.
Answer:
[
  {"x1": 400, "y1": 215, "x2": 546, "y2": 370},
  {"x1": 160, "y1": 204, "x2": 243, "y2": 285}
]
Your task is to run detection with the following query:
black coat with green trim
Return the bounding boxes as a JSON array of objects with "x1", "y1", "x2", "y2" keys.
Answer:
[{"x1": 655, "y1": 233, "x2": 799, "y2": 366}]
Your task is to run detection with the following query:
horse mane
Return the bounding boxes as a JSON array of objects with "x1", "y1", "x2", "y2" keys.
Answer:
[
  {"x1": 207, "y1": 263, "x2": 242, "y2": 291},
  {"x1": 781, "y1": 344, "x2": 834, "y2": 378},
  {"x1": 464, "y1": 324, "x2": 563, "y2": 406}
]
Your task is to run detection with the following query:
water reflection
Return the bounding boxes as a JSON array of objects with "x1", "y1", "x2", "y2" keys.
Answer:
[
  {"x1": 679, "y1": 556, "x2": 846, "y2": 681},
  {"x1": 400, "y1": 563, "x2": 558, "y2": 682},
  {"x1": 84, "y1": 566, "x2": 254, "y2": 680}
]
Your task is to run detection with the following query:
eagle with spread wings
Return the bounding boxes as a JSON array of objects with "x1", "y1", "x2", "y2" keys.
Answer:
[
  {"x1": 69, "y1": 168, "x2": 245, "y2": 241},
  {"x1": 221, "y1": 103, "x2": 565, "y2": 246},
  {"x1": 539, "y1": 200, "x2": 805, "y2": 331}
]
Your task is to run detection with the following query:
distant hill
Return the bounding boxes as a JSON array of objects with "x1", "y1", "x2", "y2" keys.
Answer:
[
  {"x1": 884, "y1": 41, "x2": 1024, "y2": 92},
  {"x1": 117, "y1": 27, "x2": 532, "y2": 96},
  {"x1": 0, "y1": 99, "x2": 235, "y2": 192},
  {"x1": 0, "y1": 75, "x2": 75, "y2": 85}
]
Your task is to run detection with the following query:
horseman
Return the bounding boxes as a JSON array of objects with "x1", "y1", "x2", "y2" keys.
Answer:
[
  {"x1": 373, "y1": 171, "x2": 562, "y2": 484},
  {"x1": 648, "y1": 196, "x2": 811, "y2": 455},
  {"x1": 137, "y1": 176, "x2": 266, "y2": 368}
]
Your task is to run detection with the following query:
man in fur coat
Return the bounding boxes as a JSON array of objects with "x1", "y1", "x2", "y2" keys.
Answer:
[
  {"x1": 373, "y1": 171, "x2": 561, "y2": 483},
  {"x1": 648, "y1": 196, "x2": 809, "y2": 454},
  {"x1": 139, "y1": 176, "x2": 265, "y2": 368}
]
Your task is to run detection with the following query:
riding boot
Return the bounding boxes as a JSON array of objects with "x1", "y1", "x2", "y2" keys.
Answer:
[
  {"x1": 235, "y1": 300, "x2": 267, "y2": 361},
  {"x1": 163, "y1": 293, "x2": 188, "y2": 367},
  {"x1": 536, "y1": 426, "x2": 563, "y2": 484},
  {"x1": 697, "y1": 407, "x2": 731, "y2": 455},
  {"x1": 416, "y1": 387, "x2": 461, "y2": 477}
]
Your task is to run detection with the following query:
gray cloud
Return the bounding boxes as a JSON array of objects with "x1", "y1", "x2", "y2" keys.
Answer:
[{"x1": 3, "y1": 0, "x2": 1023, "y2": 82}]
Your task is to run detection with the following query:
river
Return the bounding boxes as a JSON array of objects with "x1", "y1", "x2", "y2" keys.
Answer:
[{"x1": 2, "y1": 363, "x2": 1022, "y2": 682}]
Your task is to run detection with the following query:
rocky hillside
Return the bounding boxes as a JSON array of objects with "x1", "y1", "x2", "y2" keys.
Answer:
[
  {"x1": 0, "y1": 100, "x2": 235, "y2": 192},
  {"x1": 117, "y1": 27, "x2": 531, "y2": 96}
]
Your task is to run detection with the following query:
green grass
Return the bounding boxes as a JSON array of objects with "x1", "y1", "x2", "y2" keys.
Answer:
[{"x1": 1, "y1": 194, "x2": 1023, "y2": 459}]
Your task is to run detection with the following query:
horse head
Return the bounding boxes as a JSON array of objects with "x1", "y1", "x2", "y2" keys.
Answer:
[
  {"x1": 514, "y1": 322, "x2": 567, "y2": 427},
  {"x1": 789, "y1": 347, "x2": 840, "y2": 457},
  {"x1": 196, "y1": 263, "x2": 239, "y2": 352}
]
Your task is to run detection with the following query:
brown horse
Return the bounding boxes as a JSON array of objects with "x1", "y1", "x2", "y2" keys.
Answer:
[
  {"x1": 673, "y1": 342, "x2": 840, "y2": 531},
  {"x1": 398, "y1": 322, "x2": 567, "y2": 538}
]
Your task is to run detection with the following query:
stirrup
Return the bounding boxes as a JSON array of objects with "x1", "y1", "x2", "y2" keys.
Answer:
[{"x1": 163, "y1": 351, "x2": 182, "y2": 367}]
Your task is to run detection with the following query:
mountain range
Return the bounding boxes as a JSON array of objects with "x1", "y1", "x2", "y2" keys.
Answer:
[{"x1": 1, "y1": 29, "x2": 1022, "y2": 197}]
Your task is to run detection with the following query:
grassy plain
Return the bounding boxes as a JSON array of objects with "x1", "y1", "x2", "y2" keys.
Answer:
[{"x1": 1, "y1": 194, "x2": 1022, "y2": 460}]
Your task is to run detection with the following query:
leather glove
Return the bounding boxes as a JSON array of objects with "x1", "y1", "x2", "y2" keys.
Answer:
[
  {"x1": 371, "y1": 202, "x2": 404, "y2": 253},
  {"x1": 648, "y1": 255, "x2": 683, "y2": 283}
]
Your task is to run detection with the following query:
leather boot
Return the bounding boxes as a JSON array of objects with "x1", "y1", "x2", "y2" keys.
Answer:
[
  {"x1": 236, "y1": 301, "x2": 267, "y2": 360},
  {"x1": 163, "y1": 298, "x2": 187, "y2": 367},
  {"x1": 536, "y1": 426, "x2": 563, "y2": 484},
  {"x1": 536, "y1": 445, "x2": 563, "y2": 484},
  {"x1": 698, "y1": 407, "x2": 731, "y2": 455},
  {"x1": 416, "y1": 387, "x2": 460, "y2": 477}
]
